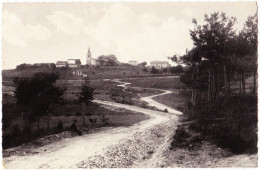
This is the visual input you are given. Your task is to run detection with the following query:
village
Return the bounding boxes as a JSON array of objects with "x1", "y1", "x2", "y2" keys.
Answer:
[
  {"x1": 14, "y1": 47, "x2": 173, "y2": 78},
  {"x1": 1, "y1": 2, "x2": 257, "y2": 169}
]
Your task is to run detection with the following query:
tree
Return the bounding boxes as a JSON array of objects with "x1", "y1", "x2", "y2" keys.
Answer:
[
  {"x1": 151, "y1": 66, "x2": 158, "y2": 74},
  {"x1": 77, "y1": 79, "x2": 95, "y2": 127},
  {"x1": 13, "y1": 72, "x2": 66, "y2": 130},
  {"x1": 162, "y1": 68, "x2": 168, "y2": 73},
  {"x1": 140, "y1": 61, "x2": 147, "y2": 66},
  {"x1": 97, "y1": 55, "x2": 106, "y2": 66},
  {"x1": 189, "y1": 12, "x2": 237, "y2": 101},
  {"x1": 170, "y1": 65, "x2": 183, "y2": 74},
  {"x1": 106, "y1": 54, "x2": 118, "y2": 66},
  {"x1": 97, "y1": 54, "x2": 118, "y2": 66},
  {"x1": 235, "y1": 13, "x2": 257, "y2": 94}
]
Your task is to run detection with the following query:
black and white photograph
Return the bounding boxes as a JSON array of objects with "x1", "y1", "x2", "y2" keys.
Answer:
[{"x1": 1, "y1": 0, "x2": 258, "y2": 168}]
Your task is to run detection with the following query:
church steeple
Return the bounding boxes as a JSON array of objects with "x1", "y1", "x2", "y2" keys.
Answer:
[{"x1": 87, "y1": 47, "x2": 91, "y2": 58}]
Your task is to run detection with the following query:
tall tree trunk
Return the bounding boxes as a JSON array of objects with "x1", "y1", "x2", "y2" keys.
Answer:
[
  {"x1": 82, "y1": 103, "x2": 86, "y2": 127},
  {"x1": 242, "y1": 71, "x2": 246, "y2": 94},
  {"x1": 194, "y1": 89, "x2": 197, "y2": 107},
  {"x1": 227, "y1": 69, "x2": 231, "y2": 95},
  {"x1": 253, "y1": 69, "x2": 256, "y2": 94},
  {"x1": 37, "y1": 119, "x2": 40, "y2": 131},
  {"x1": 224, "y1": 65, "x2": 228, "y2": 95},
  {"x1": 191, "y1": 89, "x2": 194, "y2": 104},
  {"x1": 47, "y1": 111, "x2": 50, "y2": 129},
  {"x1": 208, "y1": 68, "x2": 211, "y2": 101},
  {"x1": 239, "y1": 72, "x2": 242, "y2": 94}
]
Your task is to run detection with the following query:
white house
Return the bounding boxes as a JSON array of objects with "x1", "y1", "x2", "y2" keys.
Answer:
[
  {"x1": 67, "y1": 59, "x2": 81, "y2": 68},
  {"x1": 150, "y1": 61, "x2": 171, "y2": 69},
  {"x1": 129, "y1": 60, "x2": 138, "y2": 66},
  {"x1": 56, "y1": 61, "x2": 68, "y2": 68}
]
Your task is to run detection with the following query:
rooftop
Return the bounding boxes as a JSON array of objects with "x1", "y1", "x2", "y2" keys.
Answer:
[{"x1": 150, "y1": 61, "x2": 169, "y2": 64}]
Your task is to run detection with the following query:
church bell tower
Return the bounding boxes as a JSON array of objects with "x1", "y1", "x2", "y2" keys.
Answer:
[{"x1": 86, "y1": 47, "x2": 91, "y2": 65}]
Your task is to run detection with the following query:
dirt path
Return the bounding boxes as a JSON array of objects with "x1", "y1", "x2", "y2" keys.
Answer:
[
  {"x1": 3, "y1": 79, "x2": 181, "y2": 169},
  {"x1": 106, "y1": 78, "x2": 182, "y2": 115}
]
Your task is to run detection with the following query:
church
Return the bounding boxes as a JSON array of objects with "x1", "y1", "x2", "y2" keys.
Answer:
[{"x1": 86, "y1": 47, "x2": 99, "y2": 66}]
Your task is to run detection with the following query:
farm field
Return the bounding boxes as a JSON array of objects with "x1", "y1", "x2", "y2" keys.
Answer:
[
  {"x1": 2, "y1": 65, "x2": 174, "y2": 81},
  {"x1": 2, "y1": 101, "x2": 149, "y2": 149},
  {"x1": 2, "y1": 66, "x2": 184, "y2": 150}
]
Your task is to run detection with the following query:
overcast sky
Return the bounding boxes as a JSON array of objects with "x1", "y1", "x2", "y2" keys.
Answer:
[{"x1": 2, "y1": 1, "x2": 257, "y2": 69}]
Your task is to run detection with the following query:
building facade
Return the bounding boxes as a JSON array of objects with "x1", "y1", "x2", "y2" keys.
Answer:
[
  {"x1": 68, "y1": 59, "x2": 81, "y2": 68},
  {"x1": 129, "y1": 60, "x2": 138, "y2": 66},
  {"x1": 56, "y1": 61, "x2": 68, "y2": 68},
  {"x1": 72, "y1": 70, "x2": 83, "y2": 76},
  {"x1": 86, "y1": 47, "x2": 99, "y2": 66},
  {"x1": 150, "y1": 61, "x2": 171, "y2": 69}
]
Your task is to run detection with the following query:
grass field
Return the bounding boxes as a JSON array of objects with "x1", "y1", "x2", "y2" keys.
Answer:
[
  {"x1": 2, "y1": 102, "x2": 149, "y2": 149},
  {"x1": 2, "y1": 65, "x2": 175, "y2": 81},
  {"x1": 124, "y1": 76, "x2": 185, "y2": 90},
  {"x1": 153, "y1": 90, "x2": 191, "y2": 112},
  {"x1": 2, "y1": 66, "x2": 180, "y2": 149}
]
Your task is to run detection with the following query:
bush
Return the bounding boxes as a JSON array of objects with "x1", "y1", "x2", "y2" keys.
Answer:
[
  {"x1": 151, "y1": 66, "x2": 158, "y2": 74},
  {"x1": 171, "y1": 127, "x2": 191, "y2": 148},
  {"x1": 163, "y1": 68, "x2": 168, "y2": 73},
  {"x1": 99, "y1": 114, "x2": 109, "y2": 126},
  {"x1": 11, "y1": 124, "x2": 21, "y2": 136},
  {"x1": 143, "y1": 68, "x2": 148, "y2": 72},
  {"x1": 170, "y1": 65, "x2": 183, "y2": 74},
  {"x1": 189, "y1": 94, "x2": 257, "y2": 153},
  {"x1": 75, "y1": 112, "x2": 81, "y2": 116}
]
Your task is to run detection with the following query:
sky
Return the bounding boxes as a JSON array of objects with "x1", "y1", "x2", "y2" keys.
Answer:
[{"x1": 1, "y1": 1, "x2": 257, "y2": 69}]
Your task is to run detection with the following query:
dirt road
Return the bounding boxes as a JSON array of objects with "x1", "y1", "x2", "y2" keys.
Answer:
[
  {"x1": 3, "y1": 79, "x2": 181, "y2": 169},
  {"x1": 107, "y1": 78, "x2": 182, "y2": 115}
]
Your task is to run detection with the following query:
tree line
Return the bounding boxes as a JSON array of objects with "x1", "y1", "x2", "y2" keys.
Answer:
[{"x1": 177, "y1": 12, "x2": 257, "y2": 106}]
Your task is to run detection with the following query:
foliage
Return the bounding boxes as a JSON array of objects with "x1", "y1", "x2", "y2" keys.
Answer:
[
  {"x1": 162, "y1": 68, "x2": 168, "y2": 73},
  {"x1": 99, "y1": 113, "x2": 109, "y2": 126},
  {"x1": 13, "y1": 72, "x2": 66, "y2": 126},
  {"x1": 77, "y1": 79, "x2": 95, "y2": 127},
  {"x1": 97, "y1": 54, "x2": 118, "y2": 66},
  {"x1": 110, "y1": 86, "x2": 134, "y2": 105},
  {"x1": 140, "y1": 61, "x2": 147, "y2": 66},
  {"x1": 176, "y1": 11, "x2": 258, "y2": 154},
  {"x1": 77, "y1": 79, "x2": 95, "y2": 105},
  {"x1": 180, "y1": 12, "x2": 257, "y2": 105},
  {"x1": 151, "y1": 66, "x2": 158, "y2": 74},
  {"x1": 190, "y1": 94, "x2": 257, "y2": 153},
  {"x1": 170, "y1": 65, "x2": 183, "y2": 74}
]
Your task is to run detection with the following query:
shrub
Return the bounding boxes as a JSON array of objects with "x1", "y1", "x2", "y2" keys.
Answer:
[
  {"x1": 99, "y1": 114, "x2": 109, "y2": 126},
  {"x1": 11, "y1": 124, "x2": 21, "y2": 136},
  {"x1": 189, "y1": 94, "x2": 257, "y2": 153},
  {"x1": 151, "y1": 66, "x2": 158, "y2": 74},
  {"x1": 164, "y1": 108, "x2": 168, "y2": 113},
  {"x1": 171, "y1": 127, "x2": 191, "y2": 148},
  {"x1": 75, "y1": 112, "x2": 81, "y2": 116},
  {"x1": 142, "y1": 68, "x2": 148, "y2": 72}
]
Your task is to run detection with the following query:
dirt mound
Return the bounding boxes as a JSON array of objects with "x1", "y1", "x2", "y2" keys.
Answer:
[{"x1": 76, "y1": 120, "x2": 174, "y2": 168}]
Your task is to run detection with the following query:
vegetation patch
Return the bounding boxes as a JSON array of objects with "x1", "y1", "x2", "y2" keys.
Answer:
[{"x1": 171, "y1": 94, "x2": 257, "y2": 154}]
